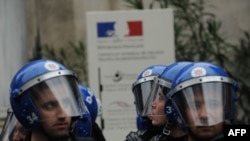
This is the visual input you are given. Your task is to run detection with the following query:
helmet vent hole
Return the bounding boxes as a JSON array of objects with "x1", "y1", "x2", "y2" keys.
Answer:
[
  {"x1": 199, "y1": 79, "x2": 202, "y2": 82},
  {"x1": 37, "y1": 78, "x2": 40, "y2": 82},
  {"x1": 58, "y1": 72, "x2": 61, "y2": 75}
]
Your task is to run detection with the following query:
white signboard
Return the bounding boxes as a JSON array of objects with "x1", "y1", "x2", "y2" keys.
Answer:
[{"x1": 86, "y1": 9, "x2": 175, "y2": 141}]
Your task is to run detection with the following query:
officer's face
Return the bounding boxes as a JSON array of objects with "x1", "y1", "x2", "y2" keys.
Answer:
[
  {"x1": 149, "y1": 90, "x2": 167, "y2": 126},
  {"x1": 185, "y1": 92, "x2": 223, "y2": 140},
  {"x1": 35, "y1": 87, "x2": 72, "y2": 138}
]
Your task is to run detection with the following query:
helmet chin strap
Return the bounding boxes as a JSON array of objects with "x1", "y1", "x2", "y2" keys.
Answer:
[
  {"x1": 168, "y1": 121, "x2": 176, "y2": 135},
  {"x1": 153, "y1": 119, "x2": 173, "y2": 140},
  {"x1": 147, "y1": 121, "x2": 174, "y2": 141},
  {"x1": 158, "y1": 119, "x2": 188, "y2": 141},
  {"x1": 162, "y1": 119, "x2": 174, "y2": 136}
]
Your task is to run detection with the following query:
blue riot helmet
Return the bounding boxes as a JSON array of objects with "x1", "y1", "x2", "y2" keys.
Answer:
[
  {"x1": 9, "y1": 59, "x2": 88, "y2": 130},
  {"x1": 78, "y1": 84, "x2": 106, "y2": 141},
  {"x1": 73, "y1": 116, "x2": 92, "y2": 139},
  {"x1": 78, "y1": 84, "x2": 98, "y2": 122},
  {"x1": 141, "y1": 61, "x2": 193, "y2": 118},
  {"x1": 139, "y1": 61, "x2": 193, "y2": 137},
  {"x1": 132, "y1": 65, "x2": 167, "y2": 131},
  {"x1": 71, "y1": 84, "x2": 95, "y2": 138},
  {"x1": 138, "y1": 61, "x2": 193, "y2": 138},
  {"x1": 0, "y1": 108, "x2": 28, "y2": 141},
  {"x1": 168, "y1": 62, "x2": 238, "y2": 127},
  {"x1": 132, "y1": 65, "x2": 168, "y2": 115}
]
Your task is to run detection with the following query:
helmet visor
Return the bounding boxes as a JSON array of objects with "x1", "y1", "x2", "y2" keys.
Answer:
[
  {"x1": 132, "y1": 76, "x2": 155, "y2": 115},
  {"x1": 172, "y1": 82, "x2": 236, "y2": 127},
  {"x1": 28, "y1": 75, "x2": 86, "y2": 120}
]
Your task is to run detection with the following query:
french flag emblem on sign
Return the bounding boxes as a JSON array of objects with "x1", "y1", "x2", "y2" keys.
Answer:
[
  {"x1": 97, "y1": 20, "x2": 143, "y2": 38},
  {"x1": 126, "y1": 21, "x2": 143, "y2": 37},
  {"x1": 97, "y1": 22, "x2": 115, "y2": 38}
]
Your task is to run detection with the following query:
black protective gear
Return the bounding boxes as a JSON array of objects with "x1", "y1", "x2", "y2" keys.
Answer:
[{"x1": 125, "y1": 131, "x2": 143, "y2": 141}]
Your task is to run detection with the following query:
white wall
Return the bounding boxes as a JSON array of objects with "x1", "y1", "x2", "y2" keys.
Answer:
[{"x1": 0, "y1": 0, "x2": 28, "y2": 120}]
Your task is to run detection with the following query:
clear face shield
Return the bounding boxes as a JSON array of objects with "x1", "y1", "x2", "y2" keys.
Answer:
[
  {"x1": 132, "y1": 76, "x2": 156, "y2": 116},
  {"x1": 141, "y1": 77, "x2": 171, "y2": 117},
  {"x1": 172, "y1": 82, "x2": 236, "y2": 127},
  {"x1": 27, "y1": 75, "x2": 87, "y2": 121},
  {"x1": 0, "y1": 109, "x2": 28, "y2": 141}
]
